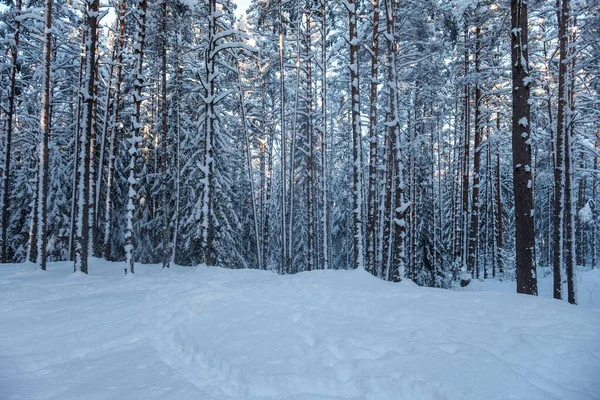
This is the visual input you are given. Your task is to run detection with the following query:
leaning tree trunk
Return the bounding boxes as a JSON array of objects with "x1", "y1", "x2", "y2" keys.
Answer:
[
  {"x1": 94, "y1": 42, "x2": 116, "y2": 257},
  {"x1": 236, "y1": 57, "x2": 262, "y2": 270},
  {"x1": 74, "y1": 0, "x2": 99, "y2": 274},
  {"x1": 511, "y1": 0, "x2": 538, "y2": 295},
  {"x1": 103, "y1": 0, "x2": 126, "y2": 260}
]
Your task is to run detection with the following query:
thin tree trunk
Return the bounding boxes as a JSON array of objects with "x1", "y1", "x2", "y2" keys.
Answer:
[
  {"x1": 495, "y1": 114, "x2": 503, "y2": 278},
  {"x1": 468, "y1": 25, "x2": 481, "y2": 278},
  {"x1": 125, "y1": 0, "x2": 147, "y2": 274},
  {"x1": 593, "y1": 131, "x2": 598, "y2": 269},
  {"x1": 348, "y1": 0, "x2": 364, "y2": 270},
  {"x1": 160, "y1": 0, "x2": 170, "y2": 268},
  {"x1": 287, "y1": 5, "x2": 301, "y2": 273},
  {"x1": 461, "y1": 21, "x2": 471, "y2": 276},
  {"x1": 554, "y1": 0, "x2": 570, "y2": 301},
  {"x1": 104, "y1": 0, "x2": 126, "y2": 260},
  {"x1": 1, "y1": 0, "x2": 22, "y2": 263},
  {"x1": 36, "y1": 0, "x2": 52, "y2": 270},
  {"x1": 278, "y1": 0, "x2": 287, "y2": 274},
  {"x1": 320, "y1": 0, "x2": 329, "y2": 270},
  {"x1": 305, "y1": 0, "x2": 315, "y2": 272},
  {"x1": 237, "y1": 58, "x2": 262, "y2": 269},
  {"x1": 366, "y1": 0, "x2": 381, "y2": 275},
  {"x1": 69, "y1": 32, "x2": 86, "y2": 262},
  {"x1": 94, "y1": 44, "x2": 116, "y2": 257},
  {"x1": 75, "y1": 0, "x2": 99, "y2": 274}
]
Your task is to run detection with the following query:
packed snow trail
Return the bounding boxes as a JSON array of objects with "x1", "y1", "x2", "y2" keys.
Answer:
[{"x1": 1, "y1": 260, "x2": 599, "y2": 400}]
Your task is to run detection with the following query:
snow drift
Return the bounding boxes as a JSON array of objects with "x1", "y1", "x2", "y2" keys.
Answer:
[{"x1": 1, "y1": 260, "x2": 599, "y2": 399}]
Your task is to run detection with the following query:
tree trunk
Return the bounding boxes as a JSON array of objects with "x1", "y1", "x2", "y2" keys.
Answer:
[
  {"x1": 36, "y1": 0, "x2": 52, "y2": 271},
  {"x1": 1, "y1": 0, "x2": 22, "y2": 263},
  {"x1": 320, "y1": 0, "x2": 329, "y2": 270},
  {"x1": 468, "y1": 25, "x2": 482, "y2": 278},
  {"x1": 125, "y1": 0, "x2": 147, "y2": 274},
  {"x1": 75, "y1": 0, "x2": 99, "y2": 274},
  {"x1": 278, "y1": 0, "x2": 287, "y2": 274},
  {"x1": 461, "y1": 21, "x2": 471, "y2": 276},
  {"x1": 348, "y1": 0, "x2": 364, "y2": 270},
  {"x1": 511, "y1": 0, "x2": 538, "y2": 295},
  {"x1": 305, "y1": 0, "x2": 315, "y2": 272},
  {"x1": 104, "y1": 0, "x2": 126, "y2": 260},
  {"x1": 495, "y1": 114, "x2": 503, "y2": 278},
  {"x1": 160, "y1": 0, "x2": 170, "y2": 268},
  {"x1": 366, "y1": 0, "x2": 381, "y2": 275},
  {"x1": 554, "y1": 0, "x2": 571, "y2": 301}
]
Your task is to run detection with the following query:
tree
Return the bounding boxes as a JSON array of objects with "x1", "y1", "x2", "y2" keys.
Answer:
[
  {"x1": 346, "y1": 0, "x2": 364, "y2": 270},
  {"x1": 74, "y1": 0, "x2": 99, "y2": 274},
  {"x1": 1, "y1": 0, "x2": 22, "y2": 264},
  {"x1": 511, "y1": 0, "x2": 537, "y2": 295},
  {"x1": 36, "y1": 0, "x2": 53, "y2": 271}
]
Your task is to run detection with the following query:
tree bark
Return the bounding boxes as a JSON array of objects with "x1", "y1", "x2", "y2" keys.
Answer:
[
  {"x1": 348, "y1": 0, "x2": 364, "y2": 270},
  {"x1": 511, "y1": 0, "x2": 538, "y2": 295},
  {"x1": 125, "y1": 0, "x2": 147, "y2": 274},
  {"x1": 1, "y1": 0, "x2": 22, "y2": 263},
  {"x1": 366, "y1": 0, "x2": 381, "y2": 275},
  {"x1": 36, "y1": 0, "x2": 52, "y2": 270},
  {"x1": 75, "y1": 0, "x2": 99, "y2": 274},
  {"x1": 468, "y1": 25, "x2": 482, "y2": 278}
]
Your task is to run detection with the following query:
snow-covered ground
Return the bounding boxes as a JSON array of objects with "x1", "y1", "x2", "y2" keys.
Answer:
[{"x1": 1, "y1": 260, "x2": 599, "y2": 400}]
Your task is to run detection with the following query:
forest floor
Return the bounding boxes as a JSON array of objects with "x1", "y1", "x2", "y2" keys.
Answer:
[{"x1": 1, "y1": 260, "x2": 599, "y2": 400}]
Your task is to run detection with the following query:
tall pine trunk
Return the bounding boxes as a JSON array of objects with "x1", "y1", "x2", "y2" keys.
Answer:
[
  {"x1": 320, "y1": 0, "x2": 330, "y2": 270},
  {"x1": 36, "y1": 0, "x2": 52, "y2": 270},
  {"x1": 160, "y1": 0, "x2": 170, "y2": 268},
  {"x1": 467, "y1": 25, "x2": 482, "y2": 278},
  {"x1": 348, "y1": 0, "x2": 364, "y2": 270},
  {"x1": 75, "y1": 0, "x2": 99, "y2": 274},
  {"x1": 511, "y1": 0, "x2": 537, "y2": 295},
  {"x1": 366, "y1": 0, "x2": 381, "y2": 275},
  {"x1": 125, "y1": 0, "x2": 147, "y2": 274},
  {"x1": 1, "y1": 0, "x2": 22, "y2": 263},
  {"x1": 104, "y1": 0, "x2": 126, "y2": 260},
  {"x1": 278, "y1": 0, "x2": 287, "y2": 274}
]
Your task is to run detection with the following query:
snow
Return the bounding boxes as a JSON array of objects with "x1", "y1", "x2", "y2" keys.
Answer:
[
  {"x1": 579, "y1": 201, "x2": 593, "y2": 224},
  {"x1": 1, "y1": 260, "x2": 599, "y2": 400}
]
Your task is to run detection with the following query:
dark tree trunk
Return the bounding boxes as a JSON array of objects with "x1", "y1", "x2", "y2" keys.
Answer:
[
  {"x1": 511, "y1": 0, "x2": 537, "y2": 295},
  {"x1": 104, "y1": 0, "x2": 126, "y2": 260},
  {"x1": 161, "y1": 0, "x2": 170, "y2": 269},
  {"x1": 1, "y1": 0, "x2": 22, "y2": 263},
  {"x1": 366, "y1": 0, "x2": 381, "y2": 275},
  {"x1": 468, "y1": 25, "x2": 482, "y2": 278},
  {"x1": 495, "y1": 114, "x2": 503, "y2": 278},
  {"x1": 74, "y1": 0, "x2": 99, "y2": 274},
  {"x1": 36, "y1": 0, "x2": 52, "y2": 270}
]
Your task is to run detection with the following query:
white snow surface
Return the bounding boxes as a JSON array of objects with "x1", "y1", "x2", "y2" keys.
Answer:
[{"x1": 1, "y1": 260, "x2": 599, "y2": 400}]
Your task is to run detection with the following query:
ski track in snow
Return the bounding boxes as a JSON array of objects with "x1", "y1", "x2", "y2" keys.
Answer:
[{"x1": 1, "y1": 260, "x2": 599, "y2": 400}]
